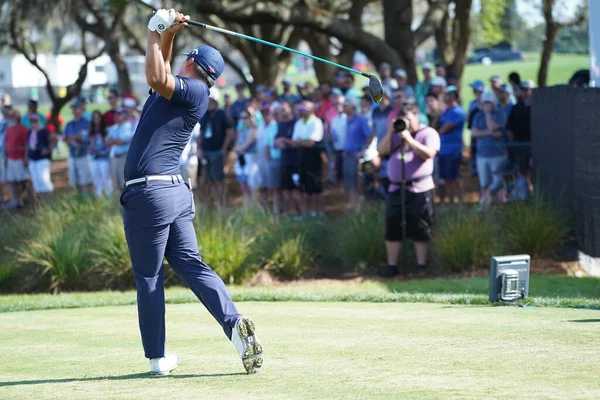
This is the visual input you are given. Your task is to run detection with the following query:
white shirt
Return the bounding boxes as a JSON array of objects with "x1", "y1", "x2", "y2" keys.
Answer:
[
  {"x1": 180, "y1": 123, "x2": 200, "y2": 166},
  {"x1": 292, "y1": 115, "x2": 324, "y2": 142},
  {"x1": 330, "y1": 113, "x2": 347, "y2": 151}
]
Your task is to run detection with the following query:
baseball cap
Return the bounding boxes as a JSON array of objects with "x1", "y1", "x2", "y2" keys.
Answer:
[
  {"x1": 470, "y1": 80, "x2": 485, "y2": 91},
  {"x1": 490, "y1": 74, "x2": 503, "y2": 83},
  {"x1": 115, "y1": 107, "x2": 127, "y2": 114},
  {"x1": 70, "y1": 98, "x2": 85, "y2": 108},
  {"x1": 421, "y1": 62, "x2": 433, "y2": 71},
  {"x1": 282, "y1": 78, "x2": 291, "y2": 85},
  {"x1": 123, "y1": 97, "x2": 137, "y2": 108},
  {"x1": 183, "y1": 45, "x2": 225, "y2": 81},
  {"x1": 382, "y1": 88, "x2": 393, "y2": 99},
  {"x1": 520, "y1": 79, "x2": 535, "y2": 89},
  {"x1": 393, "y1": 69, "x2": 407, "y2": 79},
  {"x1": 430, "y1": 77, "x2": 447, "y2": 87},
  {"x1": 498, "y1": 83, "x2": 513, "y2": 94},
  {"x1": 255, "y1": 84, "x2": 267, "y2": 92},
  {"x1": 296, "y1": 81, "x2": 306, "y2": 88},
  {"x1": 379, "y1": 62, "x2": 391, "y2": 72},
  {"x1": 446, "y1": 85, "x2": 458, "y2": 93},
  {"x1": 27, "y1": 99, "x2": 38, "y2": 107},
  {"x1": 403, "y1": 96, "x2": 417, "y2": 105},
  {"x1": 343, "y1": 97, "x2": 357, "y2": 107},
  {"x1": 482, "y1": 91, "x2": 496, "y2": 103}
]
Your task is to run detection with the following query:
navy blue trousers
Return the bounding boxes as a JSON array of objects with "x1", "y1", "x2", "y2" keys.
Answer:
[{"x1": 121, "y1": 178, "x2": 241, "y2": 359}]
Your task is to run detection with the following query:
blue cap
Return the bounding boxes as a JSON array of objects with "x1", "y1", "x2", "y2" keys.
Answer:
[
  {"x1": 498, "y1": 83, "x2": 513, "y2": 94},
  {"x1": 183, "y1": 45, "x2": 224, "y2": 81},
  {"x1": 446, "y1": 85, "x2": 458, "y2": 93},
  {"x1": 470, "y1": 80, "x2": 485, "y2": 91}
]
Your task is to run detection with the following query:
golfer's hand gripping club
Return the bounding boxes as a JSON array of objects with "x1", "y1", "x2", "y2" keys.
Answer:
[{"x1": 148, "y1": 9, "x2": 176, "y2": 34}]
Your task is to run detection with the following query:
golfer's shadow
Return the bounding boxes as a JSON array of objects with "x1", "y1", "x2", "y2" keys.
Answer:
[{"x1": 0, "y1": 372, "x2": 245, "y2": 387}]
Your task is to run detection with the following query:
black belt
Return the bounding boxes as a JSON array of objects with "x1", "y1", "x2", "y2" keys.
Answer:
[{"x1": 390, "y1": 174, "x2": 431, "y2": 187}]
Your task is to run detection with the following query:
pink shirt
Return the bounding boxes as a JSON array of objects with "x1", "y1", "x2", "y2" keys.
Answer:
[{"x1": 387, "y1": 125, "x2": 440, "y2": 193}]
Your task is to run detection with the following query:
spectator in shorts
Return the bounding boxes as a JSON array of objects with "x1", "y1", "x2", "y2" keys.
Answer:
[
  {"x1": 328, "y1": 94, "x2": 347, "y2": 187},
  {"x1": 471, "y1": 91, "x2": 507, "y2": 211},
  {"x1": 234, "y1": 109, "x2": 260, "y2": 207},
  {"x1": 377, "y1": 99, "x2": 440, "y2": 277},
  {"x1": 261, "y1": 106, "x2": 282, "y2": 214},
  {"x1": 64, "y1": 99, "x2": 92, "y2": 191},
  {"x1": 0, "y1": 105, "x2": 11, "y2": 203},
  {"x1": 27, "y1": 114, "x2": 54, "y2": 199},
  {"x1": 4, "y1": 109, "x2": 29, "y2": 208},
  {"x1": 198, "y1": 92, "x2": 234, "y2": 205},
  {"x1": 21, "y1": 99, "x2": 47, "y2": 130},
  {"x1": 105, "y1": 108, "x2": 134, "y2": 190},
  {"x1": 4, "y1": 109, "x2": 30, "y2": 207},
  {"x1": 506, "y1": 79, "x2": 535, "y2": 199},
  {"x1": 392, "y1": 69, "x2": 414, "y2": 97},
  {"x1": 274, "y1": 102, "x2": 301, "y2": 215},
  {"x1": 467, "y1": 80, "x2": 486, "y2": 177},
  {"x1": 436, "y1": 86, "x2": 466, "y2": 204},
  {"x1": 292, "y1": 101, "x2": 325, "y2": 217},
  {"x1": 88, "y1": 111, "x2": 112, "y2": 197},
  {"x1": 342, "y1": 97, "x2": 374, "y2": 210},
  {"x1": 103, "y1": 89, "x2": 121, "y2": 128}
]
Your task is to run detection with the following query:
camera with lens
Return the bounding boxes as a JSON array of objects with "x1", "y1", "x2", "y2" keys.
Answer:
[{"x1": 394, "y1": 117, "x2": 409, "y2": 133}]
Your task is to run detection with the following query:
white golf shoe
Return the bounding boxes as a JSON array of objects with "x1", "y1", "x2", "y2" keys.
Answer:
[
  {"x1": 149, "y1": 354, "x2": 180, "y2": 376},
  {"x1": 231, "y1": 317, "x2": 263, "y2": 374}
]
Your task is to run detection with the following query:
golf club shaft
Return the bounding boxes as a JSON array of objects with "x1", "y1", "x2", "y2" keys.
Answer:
[{"x1": 186, "y1": 20, "x2": 370, "y2": 79}]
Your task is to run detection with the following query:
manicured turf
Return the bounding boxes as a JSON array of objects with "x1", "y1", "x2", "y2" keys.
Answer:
[
  {"x1": 0, "y1": 302, "x2": 598, "y2": 399},
  {"x1": 2, "y1": 275, "x2": 599, "y2": 312}
]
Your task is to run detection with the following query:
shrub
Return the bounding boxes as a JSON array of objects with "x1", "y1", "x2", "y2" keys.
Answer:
[
  {"x1": 264, "y1": 234, "x2": 313, "y2": 280},
  {"x1": 432, "y1": 207, "x2": 501, "y2": 273},
  {"x1": 333, "y1": 205, "x2": 386, "y2": 272},
  {"x1": 195, "y1": 211, "x2": 256, "y2": 284},
  {"x1": 11, "y1": 216, "x2": 91, "y2": 294},
  {"x1": 88, "y1": 215, "x2": 133, "y2": 287},
  {"x1": 502, "y1": 197, "x2": 568, "y2": 257}
]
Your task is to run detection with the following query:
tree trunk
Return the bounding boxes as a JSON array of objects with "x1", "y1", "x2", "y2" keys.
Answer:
[
  {"x1": 537, "y1": 22, "x2": 558, "y2": 87},
  {"x1": 304, "y1": 31, "x2": 338, "y2": 84},
  {"x1": 107, "y1": 36, "x2": 133, "y2": 95},
  {"x1": 434, "y1": 0, "x2": 473, "y2": 85},
  {"x1": 383, "y1": 0, "x2": 417, "y2": 85}
]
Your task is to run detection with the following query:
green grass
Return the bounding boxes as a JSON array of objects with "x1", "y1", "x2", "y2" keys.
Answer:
[
  {"x1": 0, "y1": 302, "x2": 599, "y2": 399},
  {"x1": 2, "y1": 275, "x2": 599, "y2": 313}
]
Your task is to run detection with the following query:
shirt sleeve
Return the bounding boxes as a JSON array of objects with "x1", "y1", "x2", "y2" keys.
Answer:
[
  {"x1": 291, "y1": 120, "x2": 301, "y2": 141},
  {"x1": 423, "y1": 128, "x2": 441, "y2": 152},
  {"x1": 170, "y1": 76, "x2": 208, "y2": 107},
  {"x1": 309, "y1": 118, "x2": 324, "y2": 142}
]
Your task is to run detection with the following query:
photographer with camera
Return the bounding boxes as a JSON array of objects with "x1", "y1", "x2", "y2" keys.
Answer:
[{"x1": 377, "y1": 98, "x2": 440, "y2": 278}]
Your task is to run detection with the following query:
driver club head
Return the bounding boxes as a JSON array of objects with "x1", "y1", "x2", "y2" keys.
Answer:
[{"x1": 368, "y1": 75, "x2": 384, "y2": 104}]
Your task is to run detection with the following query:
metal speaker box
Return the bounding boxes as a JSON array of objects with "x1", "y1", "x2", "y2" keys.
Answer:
[{"x1": 489, "y1": 255, "x2": 530, "y2": 302}]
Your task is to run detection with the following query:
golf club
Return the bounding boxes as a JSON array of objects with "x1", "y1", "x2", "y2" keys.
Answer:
[{"x1": 184, "y1": 20, "x2": 384, "y2": 103}]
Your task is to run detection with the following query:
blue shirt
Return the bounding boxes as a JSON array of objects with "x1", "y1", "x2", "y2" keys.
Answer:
[
  {"x1": 236, "y1": 125, "x2": 257, "y2": 154},
  {"x1": 344, "y1": 114, "x2": 372, "y2": 154},
  {"x1": 124, "y1": 76, "x2": 209, "y2": 181},
  {"x1": 107, "y1": 122, "x2": 134, "y2": 157},
  {"x1": 280, "y1": 93, "x2": 302, "y2": 104},
  {"x1": 438, "y1": 105, "x2": 465, "y2": 155},
  {"x1": 230, "y1": 98, "x2": 248, "y2": 121},
  {"x1": 472, "y1": 109, "x2": 506, "y2": 158},
  {"x1": 91, "y1": 134, "x2": 110, "y2": 159},
  {"x1": 372, "y1": 104, "x2": 393, "y2": 141},
  {"x1": 64, "y1": 117, "x2": 90, "y2": 158},
  {"x1": 262, "y1": 120, "x2": 281, "y2": 160}
]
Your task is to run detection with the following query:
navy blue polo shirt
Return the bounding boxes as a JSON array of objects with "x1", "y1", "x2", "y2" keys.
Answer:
[
  {"x1": 275, "y1": 119, "x2": 298, "y2": 167},
  {"x1": 124, "y1": 76, "x2": 209, "y2": 181}
]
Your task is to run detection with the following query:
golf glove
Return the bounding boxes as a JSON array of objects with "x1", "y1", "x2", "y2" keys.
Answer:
[{"x1": 148, "y1": 9, "x2": 175, "y2": 34}]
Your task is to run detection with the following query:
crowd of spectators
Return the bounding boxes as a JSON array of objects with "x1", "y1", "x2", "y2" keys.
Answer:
[{"x1": 0, "y1": 62, "x2": 536, "y2": 276}]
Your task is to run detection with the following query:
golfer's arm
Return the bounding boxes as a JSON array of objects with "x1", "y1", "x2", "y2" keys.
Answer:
[
  {"x1": 146, "y1": 31, "x2": 175, "y2": 99},
  {"x1": 161, "y1": 32, "x2": 175, "y2": 75}
]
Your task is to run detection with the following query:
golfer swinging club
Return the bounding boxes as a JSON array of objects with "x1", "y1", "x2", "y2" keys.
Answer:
[{"x1": 121, "y1": 9, "x2": 263, "y2": 376}]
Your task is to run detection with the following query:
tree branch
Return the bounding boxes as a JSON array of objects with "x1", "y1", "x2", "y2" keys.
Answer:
[{"x1": 414, "y1": 0, "x2": 449, "y2": 46}]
